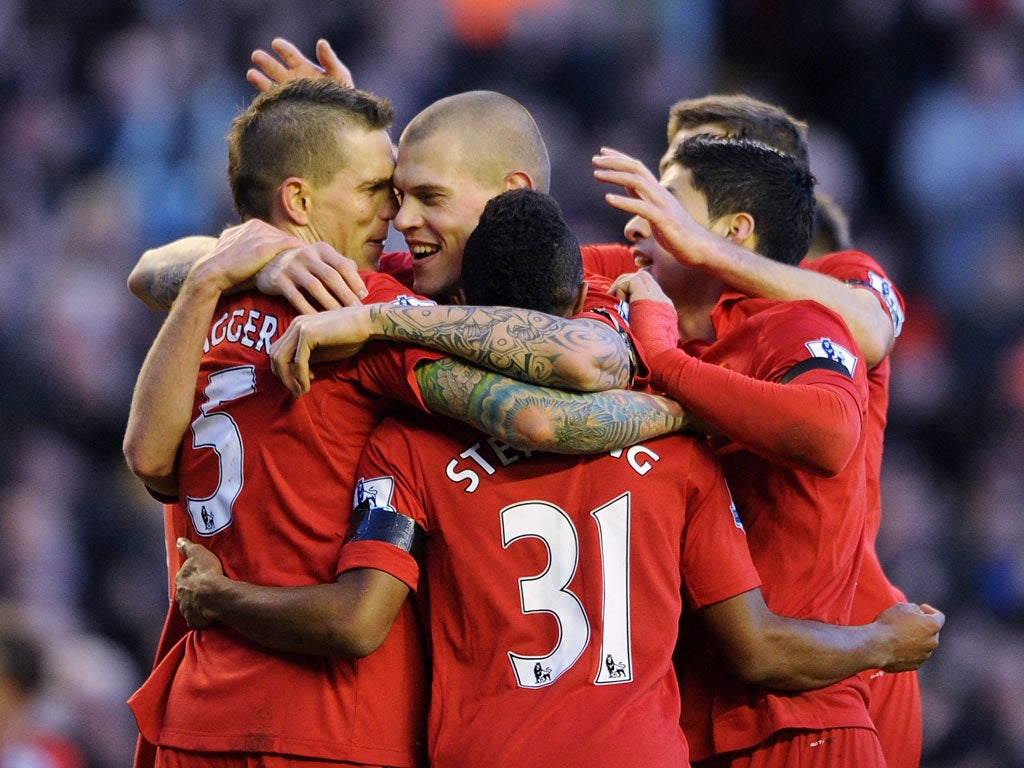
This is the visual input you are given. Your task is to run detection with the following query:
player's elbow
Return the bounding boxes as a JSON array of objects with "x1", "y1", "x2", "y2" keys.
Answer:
[
  {"x1": 785, "y1": 430, "x2": 855, "y2": 477},
  {"x1": 501, "y1": 409, "x2": 558, "y2": 452},
  {"x1": 122, "y1": 435, "x2": 177, "y2": 493},
  {"x1": 127, "y1": 258, "x2": 164, "y2": 311},
  {"x1": 551, "y1": 352, "x2": 622, "y2": 392},
  {"x1": 329, "y1": 613, "x2": 393, "y2": 658},
  {"x1": 857, "y1": 325, "x2": 893, "y2": 369}
]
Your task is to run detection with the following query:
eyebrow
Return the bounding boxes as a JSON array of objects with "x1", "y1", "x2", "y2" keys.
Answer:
[
  {"x1": 399, "y1": 183, "x2": 447, "y2": 197},
  {"x1": 358, "y1": 176, "x2": 395, "y2": 192}
]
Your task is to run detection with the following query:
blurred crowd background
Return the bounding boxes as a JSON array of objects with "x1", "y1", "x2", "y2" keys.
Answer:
[{"x1": 1, "y1": 1, "x2": 1023, "y2": 766}]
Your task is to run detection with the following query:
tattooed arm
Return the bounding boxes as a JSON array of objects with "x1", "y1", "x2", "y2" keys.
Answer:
[
  {"x1": 128, "y1": 232, "x2": 369, "y2": 313},
  {"x1": 414, "y1": 357, "x2": 687, "y2": 453},
  {"x1": 273, "y1": 303, "x2": 634, "y2": 394},
  {"x1": 128, "y1": 236, "x2": 213, "y2": 310}
]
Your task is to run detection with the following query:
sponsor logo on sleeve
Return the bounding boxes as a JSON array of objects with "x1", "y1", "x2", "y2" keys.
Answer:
[
  {"x1": 729, "y1": 502, "x2": 745, "y2": 531},
  {"x1": 868, "y1": 270, "x2": 905, "y2": 337},
  {"x1": 392, "y1": 295, "x2": 436, "y2": 307},
  {"x1": 804, "y1": 337, "x2": 858, "y2": 377},
  {"x1": 354, "y1": 475, "x2": 396, "y2": 510}
]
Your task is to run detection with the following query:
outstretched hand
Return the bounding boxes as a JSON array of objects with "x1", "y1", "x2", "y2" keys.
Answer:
[
  {"x1": 248, "y1": 37, "x2": 354, "y2": 92},
  {"x1": 175, "y1": 538, "x2": 227, "y2": 629},
  {"x1": 875, "y1": 602, "x2": 945, "y2": 672}
]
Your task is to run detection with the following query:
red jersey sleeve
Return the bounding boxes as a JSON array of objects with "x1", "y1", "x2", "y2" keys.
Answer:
[
  {"x1": 337, "y1": 418, "x2": 427, "y2": 590},
  {"x1": 802, "y1": 250, "x2": 906, "y2": 339},
  {"x1": 578, "y1": 272, "x2": 651, "y2": 387},
  {"x1": 679, "y1": 441, "x2": 761, "y2": 609},
  {"x1": 581, "y1": 243, "x2": 636, "y2": 282},
  {"x1": 643, "y1": 300, "x2": 867, "y2": 475}
]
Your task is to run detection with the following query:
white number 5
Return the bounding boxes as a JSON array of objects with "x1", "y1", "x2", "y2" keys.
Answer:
[{"x1": 186, "y1": 366, "x2": 256, "y2": 536}]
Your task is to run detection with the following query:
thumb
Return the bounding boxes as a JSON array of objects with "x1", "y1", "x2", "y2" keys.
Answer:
[
  {"x1": 919, "y1": 604, "x2": 945, "y2": 627},
  {"x1": 177, "y1": 537, "x2": 193, "y2": 557}
]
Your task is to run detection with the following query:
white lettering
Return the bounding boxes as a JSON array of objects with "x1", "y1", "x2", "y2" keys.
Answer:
[
  {"x1": 255, "y1": 315, "x2": 278, "y2": 352},
  {"x1": 207, "y1": 311, "x2": 230, "y2": 352},
  {"x1": 240, "y1": 310, "x2": 260, "y2": 348},
  {"x1": 226, "y1": 309, "x2": 246, "y2": 343},
  {"x1": 205, "y1": 309, "x2": 282, "y2": 357},
  {"x1": 626, "y1": 445, "x2": 660, "y2": 475},
  {"x1": 446, "y1": 460, "x2": 480, "y2": 492},
  {"x1": 460, "y1": 443, "x2": 497, "y2": 475},
  {"x1": 486, "y1": 436, "x2": 532, "y2": 466}
]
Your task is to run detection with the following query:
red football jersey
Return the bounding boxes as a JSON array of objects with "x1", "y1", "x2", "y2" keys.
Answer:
[
  {"x1": 341, "y1": 412, "x2": 761, "y2": 768},
  {"x1": 676, "y1": 292, "x2": 877, "y2": 760},
  {"x1": 128, "y1": 272, "x2": 439, "y2": 766},
  {"x1": 802, "y1": 251, "x2": 920, "y2": 768}
]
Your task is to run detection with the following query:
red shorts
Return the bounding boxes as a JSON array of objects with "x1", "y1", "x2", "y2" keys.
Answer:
[
  {"x1": 695, "y1": 727, "x2": 885, "y2": 768},
  {"x1": 155, "y1": 748, "x2": 390, "y2": 768},
  {"x1": 866, "y1": 669, "x2": 922, "y2": 768}
]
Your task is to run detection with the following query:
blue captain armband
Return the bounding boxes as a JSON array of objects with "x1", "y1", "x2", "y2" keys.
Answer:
[{"x1": 347, "y1": 499, "x2": 426, "y2": 557}]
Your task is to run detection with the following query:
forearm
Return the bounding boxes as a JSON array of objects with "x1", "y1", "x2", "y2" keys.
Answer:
[
  {"x1": 739, "y1": 614, "x2": 885, "y2": 691},
  {"x1": 371, "y1": 304, "x2": 631, "y2": 391},
  {"x1": 123, "y1": 275, "x2": 223, "y2": 494},
  {"x1": 128, "y1": 236, "x2": 217, "y2": 310},
  {"x1": 415, "y1": 358, "x2": 687, "y2": 453},
  {"x1": 187, "y1": 570, "x2": 403, "y2": 658},
  {"x1": 696, "y1": 245, "x2": 892, "y2": 365},
  {"x1": 649, "y1": 349, "x2": 860, "y2": 475}
]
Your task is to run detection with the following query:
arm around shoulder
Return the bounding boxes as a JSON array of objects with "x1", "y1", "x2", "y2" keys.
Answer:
[{"x1": 128, "y1": 235, "x2": 218, "y2": 310}]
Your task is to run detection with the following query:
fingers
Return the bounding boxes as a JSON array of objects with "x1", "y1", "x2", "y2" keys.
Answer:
[
  {"x1": 246, "y1": 68, "x2": 275, "y2": 92},
  {"x1": 271, "y1": 37, "x2": 312, "y2": 69},
  {"x1": 316, "y1": 39, "x2": 354, "y2": 86},
  {"x1": 270, "y1": 327, "x2": 311, "y2": 397},
  {"x1": 255, "y1": 243, "x2": 365, "y2": 312},
  {"x1": 250, "y1": 47, "x2": 291, "y2": 84},
  {"x1": 277, "y1": 286, "x2": 319, "y2": 316}
]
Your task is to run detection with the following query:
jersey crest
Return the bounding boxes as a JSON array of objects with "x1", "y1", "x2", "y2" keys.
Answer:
[{"x1": 804, "y1": 337, "x2": 858, "y2": 377}]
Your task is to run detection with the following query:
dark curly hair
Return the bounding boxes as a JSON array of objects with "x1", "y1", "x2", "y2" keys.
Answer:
[{"x1": 461, "y1": 188, "x2": 583, "y2": 317}]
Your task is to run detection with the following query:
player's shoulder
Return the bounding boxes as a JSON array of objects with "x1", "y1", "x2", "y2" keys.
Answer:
[
  {"x1": 362, "y1": 270, "x2": 434, "y2": 306},
  {"x1": 581, "y1": 242, "x2": 634, "y2": 282}
]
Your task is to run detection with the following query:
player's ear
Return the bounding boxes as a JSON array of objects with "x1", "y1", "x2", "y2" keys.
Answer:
[
  {"x1": 723, "y1": 212, "x2": 755, "y2": 245},
  {"x1": 503, "y1": 170, "x2": 535, "y2": 191},
  {"x1": 277, "y1": 177, "x2": 313, "y2": 225},
  {"x1": 571, "y1": 281, "x2": 588, "y2": 316}
]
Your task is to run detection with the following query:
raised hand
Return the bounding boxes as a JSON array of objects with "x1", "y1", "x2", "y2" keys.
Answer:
[
  {"x1": 248, "y1": 37, "x2": 354, "y2": 92},
  {"x1": 255, "y1": 242, "x2": 368, "y2": 314},
  {"x1": 609, "y1": 270, "x2": 674, "y2": 306},
  {"x1": 592, "y1": 147, "x2": 712, "y2": 269}
]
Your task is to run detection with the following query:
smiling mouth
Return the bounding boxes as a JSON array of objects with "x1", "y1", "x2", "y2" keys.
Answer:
[{"x1": 411, "y1": 245, "x2": 440, "y2": 260}]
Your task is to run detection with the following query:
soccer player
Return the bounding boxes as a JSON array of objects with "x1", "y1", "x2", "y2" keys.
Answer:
[
  {"x1": 595, "y1": 134, "x2": 894, "y2": 766},
  {"x1": 592, "y1": 92, "x2": 917, "y2": 768},
  {"x1": 172, "y1": 188, "x2": 943, "y2": 768},
  {"x1": 122, "y1": 78, "x2": 683, "y2": 768}
]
